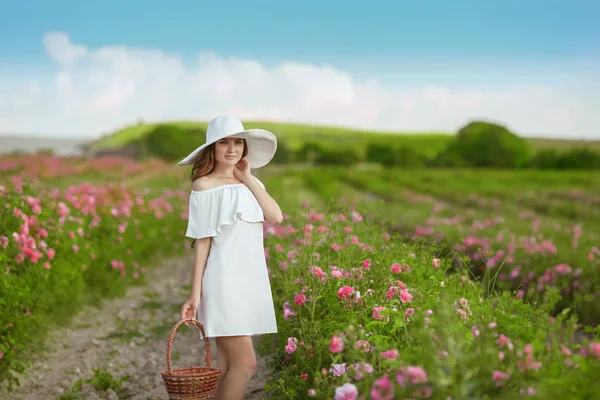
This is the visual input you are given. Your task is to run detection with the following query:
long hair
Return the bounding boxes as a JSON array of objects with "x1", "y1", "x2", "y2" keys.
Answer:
[{"x1": 188, "y1": 139, "x2": 248, "y2": 248}]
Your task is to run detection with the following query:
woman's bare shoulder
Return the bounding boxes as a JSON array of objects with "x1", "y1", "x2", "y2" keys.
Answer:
[{"x1": 192, "y1": 176, "x2": 217, "y2": 191}]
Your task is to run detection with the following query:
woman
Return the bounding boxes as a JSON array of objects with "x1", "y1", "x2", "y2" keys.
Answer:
[{"x1": 177, "y1": 115, "x2": 283, "y2": 400}]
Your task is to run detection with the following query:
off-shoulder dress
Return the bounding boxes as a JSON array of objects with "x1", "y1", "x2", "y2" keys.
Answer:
[{"x1": 185, "y1": 177, "x2": 278, "y2": 339}]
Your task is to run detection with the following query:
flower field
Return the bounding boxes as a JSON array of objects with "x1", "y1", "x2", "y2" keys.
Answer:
[
  {"x1": 0, "y1": 154, "x2": 189, "y2": 387},
  {"x1": 1, "y1": 154, "x2": 599, "y2": 398},
  {"x1": 256, "y1": 166, "x2": 600, "y2": 398}
]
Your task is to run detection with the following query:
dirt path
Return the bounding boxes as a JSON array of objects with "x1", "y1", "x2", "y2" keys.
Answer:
[{"x1": 4, "y1": 255, "x2": 270, "y2": 400}]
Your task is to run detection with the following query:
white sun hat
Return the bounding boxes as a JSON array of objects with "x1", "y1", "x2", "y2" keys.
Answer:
[{"x1": 176, "y1": 115, "x2": 278, "y2": 168}]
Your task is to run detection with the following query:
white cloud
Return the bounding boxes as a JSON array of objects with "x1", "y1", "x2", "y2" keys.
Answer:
[{"x1": 1, "y1": 31, "x2": 598, "y2": 139}]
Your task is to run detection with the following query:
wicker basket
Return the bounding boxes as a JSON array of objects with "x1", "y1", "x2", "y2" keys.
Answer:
[{"x1": 161, "y1": 318, "x2": 221, "y2": 399}]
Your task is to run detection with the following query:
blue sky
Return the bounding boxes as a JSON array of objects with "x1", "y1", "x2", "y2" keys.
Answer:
[
  {"x1": 2, "y1": 0, "x2": 598, "y2": 77},
  {"x1": 0, "y1": 0, "x2": 599, "y2": 138}
]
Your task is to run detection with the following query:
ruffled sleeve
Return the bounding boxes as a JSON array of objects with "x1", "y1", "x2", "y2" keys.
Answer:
[{"x1": 185, "y1": 183, "x2": 265, "y2": 239}]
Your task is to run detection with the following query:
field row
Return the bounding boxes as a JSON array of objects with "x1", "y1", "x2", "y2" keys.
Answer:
[
  {"x1": 254, "y1": 168, "x2": 600, "y2": 398},
  {"x1": 258, "y1": 166, "x2": 600, "y2": 325}
]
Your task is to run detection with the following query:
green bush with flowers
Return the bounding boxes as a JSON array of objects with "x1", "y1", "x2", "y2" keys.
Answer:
[
  {"x1": 0, "y1": 176, "x2": 188, "y2": 390},
  {"x1": 257, "y1": 205, "x2": 600, "y2": 399}
]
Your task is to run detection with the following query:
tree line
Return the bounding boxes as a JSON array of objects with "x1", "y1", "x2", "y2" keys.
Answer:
[{"x1": 135, "y1": 121, "x2": 600, "y2": 170}]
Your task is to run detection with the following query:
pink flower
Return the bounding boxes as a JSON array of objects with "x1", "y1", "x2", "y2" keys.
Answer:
[
  {"x1": 285, "y1": 337, "x2": 297, "y2": 354},
  {"x1": 331, "y1": 270, "x2": 344, "y2": 278},
  {"x1": 589, "y1": 342, "x2": 600, "y2": 359},
  {"x1": 337, "y1": 285, "x2": 355, "y2": 300},
  {"x1": 351, "y1": 362, "x2": 374, "y2": 380},
  {"x1": 390, "y1": 263, "x2": 402, "y2": 274},
  {"x1": 361, "y1": 259, "x2": 371, "y2": 269},
  {"x1": 294, "y1": 293, "x2": 306, "y2": 306},
  {"x1": 309, "y1": 212, "x2": 324, "y2": 221},
  {"x1": 371, "y1": 373, "x2": 394, "y2": 400},
  {"x1": 310, "y1": 266, "x2": 324, "y2": 278},
  {"x1": 432, "y1": 258, "x2": 440, "y2": 268},
  {"x1": 335, "y1": 383, "x2": 358, "y2": 400},
  {"x1": 373, "y1": 306, "x2": 387, "y2": 321},
  {"x1": 330, "y1": 334, "x2": 344, "y2": 353},
  {"x1": 381, "y1": 349, "x2": 398, "y2": 360},
  {"x1": 406, "y1": 366, "x2": 428, "y2": 384},
  {"x1": 492, "y1": 370, "x2": 510, "y2": 387},
  {"x1": 330, "y1": 363, "x2": 347, "y2": 376},
  {"x1": 308, "y1": 389, "x2": 317, "y2": 397},
  {"x1": 399, "y1": 289, "x2": 413, "y2": 303},
  {"x1": 355, "y1": 340, "x2": 371, "y2": 352},
  {"x1": 283, "y1": 302, "x2": 296, "y2": 320}
]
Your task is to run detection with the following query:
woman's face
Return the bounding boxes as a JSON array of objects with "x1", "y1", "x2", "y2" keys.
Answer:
[{"x1": 214, "y1": 137, "x2": 245, "y2": 166}]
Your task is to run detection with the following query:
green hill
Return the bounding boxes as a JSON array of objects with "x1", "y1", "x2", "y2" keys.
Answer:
[
  {"x1": 89, "y1": 120, "x2": 600, "y2": 157},
  {"x1": 88, "y1": 120, "x2": 452, "y2": 157}
]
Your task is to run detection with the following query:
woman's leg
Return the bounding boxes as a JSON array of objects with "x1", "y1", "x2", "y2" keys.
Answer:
[
  {"x1": 213, "y1": 340, "x2": 229, "y2": 400},
  {"x1": 214, "y1": 335, "x2": 257, "y2": 400}
]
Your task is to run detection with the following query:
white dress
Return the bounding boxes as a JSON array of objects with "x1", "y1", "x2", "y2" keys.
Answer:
[{"x1": 185, "y1": 177, "x2": 278, "y2": 339}]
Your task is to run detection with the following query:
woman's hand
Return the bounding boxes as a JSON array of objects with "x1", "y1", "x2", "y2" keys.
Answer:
[
  {"x1": 233, "y1": 158, "x2": 253, "y2": 183},
  {"x1": 180, "y1": 294, "x2": 200, "y2": 324}
]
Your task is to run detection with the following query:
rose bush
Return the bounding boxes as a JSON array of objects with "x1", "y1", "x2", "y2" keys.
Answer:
[
  {"x1": 0, "y1": 155, "x2": 188, "y2": 389},
  {"x1": 258, "y1": 204, "x2": 600, "y2": 399},
  {"x1": 295, "y1": 166, "x2": 600, "y2": 326}
]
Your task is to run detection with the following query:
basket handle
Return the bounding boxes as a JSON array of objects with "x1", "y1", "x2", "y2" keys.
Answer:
[{"x1": 166, "y1": 318, "x2": 212, "y2": 372}]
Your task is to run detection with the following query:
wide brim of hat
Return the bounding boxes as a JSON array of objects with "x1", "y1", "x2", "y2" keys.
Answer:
[{"x1": 176, "y1": 128, "x2": 278, "y2": 168}]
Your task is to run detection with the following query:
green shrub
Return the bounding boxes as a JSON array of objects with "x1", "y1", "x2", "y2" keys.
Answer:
[
  {"x1": 530, "y1": 149, "x2": 562, "y2": 169},
  {"x1": 557, "y1": 148, "x2": 600, "y2": 170},
  {"x1": 271, "y1": 140, "x2": 294, "y2": 164},
  {"x1": 365, "y1": 142, "x2": 396, "y2": 165},
  {"x1": 365, "y1": 143, "x2": 427, "y2": 167},
  {"x1": 143, "y1": 124, "x2": 202, "y2": 162},
  {"x1": 295, "y1": 142, "x2": 323, "y2": 163},
  {"x1": 530, "y1": 148, "x2": 600, "y2": 170},
  {"x1": 442, "y1": 121, "x2": 532, "y2": 168},
  {"x1": 428, "y1": 150, "x2": 470, "y2": 167},
  {"x1": 314, "y1": 146, "x2": 361, "y2": 166}
]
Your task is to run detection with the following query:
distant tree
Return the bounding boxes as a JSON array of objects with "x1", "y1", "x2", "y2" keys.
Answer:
[
  {"x1": 557, "y1": 148, "x2": 600, "y2": 169},
  {"x1": 530, "y1": 149, "x2": 561, "y2": 169},
  {"x1": 143, "y1": 124, "x2": 202, "y2": 162},
  {"x1": 270, "y1": 140, "x2": 293, "y2": 164},
  {"x1": 366, "y1": 142, "x2": 395, "y2": 165},
  {"x1": 442, "y1": 120, "x2": 532, "y2": 168}
]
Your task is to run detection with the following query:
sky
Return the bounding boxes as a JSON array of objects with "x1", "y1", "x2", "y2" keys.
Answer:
[{"x1": 1, "y1": 0, "x2": 599, "y2": 139}]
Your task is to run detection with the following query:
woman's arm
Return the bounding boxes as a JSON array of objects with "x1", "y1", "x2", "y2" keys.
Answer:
[
  {"x1": 246, "y1": 177, "x2": 284, "y2": 224},
  {"x1": 191, "y1": 237, "x2": 212, "y2": 300},
  {"x1": 181, "y1": 236, "x2": 211, "y2": 322}
]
